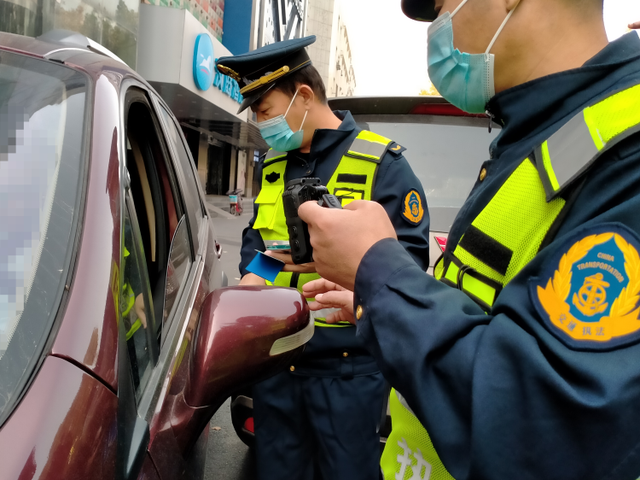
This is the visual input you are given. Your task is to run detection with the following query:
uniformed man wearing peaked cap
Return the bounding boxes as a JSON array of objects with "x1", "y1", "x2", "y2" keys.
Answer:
[
  {"x1": 298, "y1": 0, "x2": 640, "y2": 478},
  {"x1": 215, "y1": 37, "x2": 430, "y2": 480}
]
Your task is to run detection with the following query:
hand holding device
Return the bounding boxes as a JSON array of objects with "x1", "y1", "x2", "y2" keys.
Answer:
[{"x1": 282, "y1": 178, "x2": 342, "y2": 264}]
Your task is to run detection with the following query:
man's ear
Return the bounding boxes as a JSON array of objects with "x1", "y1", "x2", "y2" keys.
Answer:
[
  {"x1": 504, "y1": 0, "x2": 520, "y2": 13},
  {"x1": 297, "y1": 84, "x2": 315, "y2": 106}
]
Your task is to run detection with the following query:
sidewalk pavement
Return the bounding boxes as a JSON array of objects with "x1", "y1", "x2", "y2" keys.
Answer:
[{"x1": 205, "y1": 195, "x2": 254, "y2": 219}]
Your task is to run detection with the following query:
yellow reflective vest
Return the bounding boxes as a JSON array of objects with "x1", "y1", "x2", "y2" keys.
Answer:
[
  {"x1": 253, "y1": 130, "x2": 394, "y2": 327},
  {"x1": 381, "y1": 82, "x2": 640, "y2": 479}
]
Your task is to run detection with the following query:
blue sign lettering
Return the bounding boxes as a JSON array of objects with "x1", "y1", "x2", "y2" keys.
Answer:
[{"x1": 212, "y1": 58, "x2": 243, "y2": 105}]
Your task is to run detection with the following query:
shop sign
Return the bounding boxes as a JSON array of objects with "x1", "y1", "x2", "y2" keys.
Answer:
[
  {"x1": 193, "y1": 33, "x2": 214, "y2": 91},
  {"x1": 212, "y1": 69, "x2": 243, "y2": 104},
  {"x1": 192, "y1": 33, "x2": 243, "y2": 104}
]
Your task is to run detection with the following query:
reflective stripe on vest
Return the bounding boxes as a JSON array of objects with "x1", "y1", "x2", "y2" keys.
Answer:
[
  {"x1": 537, "y1": 83, "x2": 640, "y2": 201},
  {"x1": 253, "y1": 130, "x2": 392, "y2": 326},
  {"x1": 434, "y1": 83, "x2": 640, "y2": 312},
  {"x1": 385, "y1": 83, "x2": 640, "y2": 480}
]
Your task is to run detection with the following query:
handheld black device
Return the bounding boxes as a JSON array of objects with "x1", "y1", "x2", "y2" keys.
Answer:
[{"x1": 282, "y1": 177, "x2": 342, "y2": 264}]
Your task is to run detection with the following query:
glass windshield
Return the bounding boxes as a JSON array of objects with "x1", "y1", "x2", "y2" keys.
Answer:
[
  {"x1": 0, "y1": 50, "x2": 87, "y2": 423},
  {"x1": 357, "y1": 115, "x2": 499, "y2": 230}
]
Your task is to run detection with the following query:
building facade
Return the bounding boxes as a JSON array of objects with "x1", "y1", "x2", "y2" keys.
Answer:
[
  {"x1": 249, "y1": 0, "x2": 307, "y2": 50},
  {"x1": 137, "y1": 5, "x2": 266, "y2": 197},
  {"x1": 329, "y1": 13, "x2": 355, "y2": 97},
  {"x1": 304, "y1": 0, "x2": 355, "y2": 98},
  {"x1": 0, "y1": 0, "x2": 138, "y2": 66},
  {"x1": 0, "y1": 0, "x2": 267, "y2": 198}
]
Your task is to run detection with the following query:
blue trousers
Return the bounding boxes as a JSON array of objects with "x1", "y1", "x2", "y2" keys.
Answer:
[{"x1": 253, "y1": 369, "x2": 386, "y2": 480}]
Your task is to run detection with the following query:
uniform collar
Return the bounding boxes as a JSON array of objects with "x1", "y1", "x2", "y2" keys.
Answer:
[
  {"x1": 487, "y1": 33, "x2": 640, "y2": 159},
  {"x1": 306, "y1": 110, "x2": 359, "y2": 160}
]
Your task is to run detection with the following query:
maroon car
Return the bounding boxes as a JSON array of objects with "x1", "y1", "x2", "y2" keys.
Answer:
[{"x1": 0, "y1": 31, "x2": 312, "y2": 479}]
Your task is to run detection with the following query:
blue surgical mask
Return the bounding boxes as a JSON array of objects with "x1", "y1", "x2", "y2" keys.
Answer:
[
  {"x1": 427, "y1": 0, "x2": 519, "y2": 113},
  {"x1": 257, "y1": 89, "x2": 308, "y2": 151}
]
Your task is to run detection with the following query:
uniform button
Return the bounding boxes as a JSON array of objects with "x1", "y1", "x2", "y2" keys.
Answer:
[
  {"x1": 343, "y1": 351, "x2": 349, "y2": 357},
  {"x1": 479, "y1": 168, "x2": 487, "y2": 181},
  {"x1": 356, "y1": 305, "x2": 363, "y2": 320},
  {"x1": 290, "y1": 366, "x2": 295, "y2": 372}
]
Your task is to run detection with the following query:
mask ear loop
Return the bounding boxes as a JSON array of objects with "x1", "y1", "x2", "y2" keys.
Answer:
[
  {"x1": 284, "y1": 88, "x2": 308, "y2": 132},
  {"x1": 485, "y1": 0, "x2": 521, "y2": 55},
  {"x1": 450, "y1": 0, "x2": 470, "y2": 18},
  {"x1": 298, "y1": 110, "x2": 308, "y2": 132},
  {"x1": 284, "y1": 89, "x2": 299, "y2": 118}
]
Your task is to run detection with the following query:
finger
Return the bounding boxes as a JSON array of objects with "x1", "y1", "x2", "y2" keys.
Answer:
[
  {"x1": 314, "y1": 291, "x2": 354, "y2": 311},
  {"x1": 281, "y1": 263, "x2": 317, "y2": 274},
  {"x1": 629, "y1": 21, "x2": 640, "y2": 29},
  {"x1": 306, "y1": 302, "x2": 349, "y2": 324},
  {"x1": 298, "y1": 200, "x2": 324, "y2": 224},
  {"x1": 308, "y1": 302, "x2": 340, "y2": 323},
  {"x1": 303, "y1": 278, "x2": 341, "y2": 297},
  {"x1": 325, "y1": 310, "x2": 355, "y2": 325},
  {"x1": 264, "y1": 250, "x2": 294, "y2": 264},
  {"x1": 306, "y1": 300, "x2": 327, "y2": 311},
  {"x1": 239, "y1": 273, "x2": 266, "y2": 286},
  {"x1": 341, "y1": 199, "x2": 368, "y2": 211}
]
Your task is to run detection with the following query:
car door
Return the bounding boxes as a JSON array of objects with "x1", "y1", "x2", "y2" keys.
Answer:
[{"x1": 116, "y1": 80, "x2": 215, "y2": 479}]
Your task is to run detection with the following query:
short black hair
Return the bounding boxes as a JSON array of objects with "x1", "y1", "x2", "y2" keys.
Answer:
[{"x1": 274, "y1": 65, "x2": 327, "y2": 104}]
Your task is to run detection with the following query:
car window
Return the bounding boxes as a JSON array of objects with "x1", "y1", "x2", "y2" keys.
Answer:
[
  {"x1": 0, "y1": 51, "x2": 87, "y2": 424},
  {"x1": 121, "y1": 203, "x2": 157, "y2": 397},
  {"x1": 357, "y1": 115, "x2": 499, "y2": 231},
  {"x1": 157, "y1": 104, "x2": 205, "y2": 243},
  {"x1": 161, "y1": 215, "x2": 192, "y2": 343},
  {"x1": 124, "y1": 88, "x2": 192, "y2": 342}
]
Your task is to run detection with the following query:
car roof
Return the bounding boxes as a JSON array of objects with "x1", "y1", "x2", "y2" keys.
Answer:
[
  {"x1": 0, "y1": 30, "x2": 135, "y2": 78},
  {"x1": 329, "y1": 95, "x2": 450, "y2": 115},
  {"x1": 327, "y1": 95, "x2": 494, "y2": 119}
]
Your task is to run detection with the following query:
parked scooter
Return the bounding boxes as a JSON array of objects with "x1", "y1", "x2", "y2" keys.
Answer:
[{"x1": 227, "y1": 189, "x2": 244, "y2": 216}]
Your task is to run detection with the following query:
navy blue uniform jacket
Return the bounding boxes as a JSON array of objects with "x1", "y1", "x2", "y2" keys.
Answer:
[
  {"x1": 241, "y1": 110, "x2": 430, "y2": 369},
  {"x1": 354, "y1": 33, "x2": 640, "y2": 478}
]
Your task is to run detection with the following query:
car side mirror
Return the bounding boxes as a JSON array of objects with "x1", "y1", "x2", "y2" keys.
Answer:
[{"x1": 185, "y1": 286, "x2": 312, "y2": 408}]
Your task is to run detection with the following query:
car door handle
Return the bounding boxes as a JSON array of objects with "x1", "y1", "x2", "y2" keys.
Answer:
[{"x1": 215, "y1": 240, "x2": 223, "y2": 259}]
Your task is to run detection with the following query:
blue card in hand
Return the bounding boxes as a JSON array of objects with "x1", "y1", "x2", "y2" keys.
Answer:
[{"x1": 246, "y1": 250, "x2": 285, "y2": 283}]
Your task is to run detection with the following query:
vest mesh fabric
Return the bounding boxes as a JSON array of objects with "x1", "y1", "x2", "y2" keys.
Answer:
[
  {"x1": 381, "y1": 389, "x2": 455, "y2": 480},
  {"x1": 454, "y1": 159, "x2": 565, "y2": 285}
]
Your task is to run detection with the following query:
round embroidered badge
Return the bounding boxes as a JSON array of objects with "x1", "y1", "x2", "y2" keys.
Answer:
[
  {"x1": 403, "y1": 189, "x2": 424, "y2": 225},
  {"x1": 532, "y1": 225, "x2": 640, "y2": 349}
]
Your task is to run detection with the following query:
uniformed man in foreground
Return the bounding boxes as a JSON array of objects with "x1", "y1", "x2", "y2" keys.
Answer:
[
  {"x1": 301, "y1": 0, "x2": 640, "y2": 478},
  {"x1": 215, "y1": 37, "x2": 430, "y2": 480}
]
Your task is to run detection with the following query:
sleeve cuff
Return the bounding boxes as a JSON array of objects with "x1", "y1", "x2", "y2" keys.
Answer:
[{"x1": 353, "y1": 237, "x2": 422, "y2": 319}]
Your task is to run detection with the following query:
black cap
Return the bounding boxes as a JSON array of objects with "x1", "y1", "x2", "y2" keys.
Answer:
[
  {"x1": 401, "y1": 0, "x2": 437, "y2": 21},
  {"x1": 215, "y1": 36, "x2": 316, "y2": 113}
]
